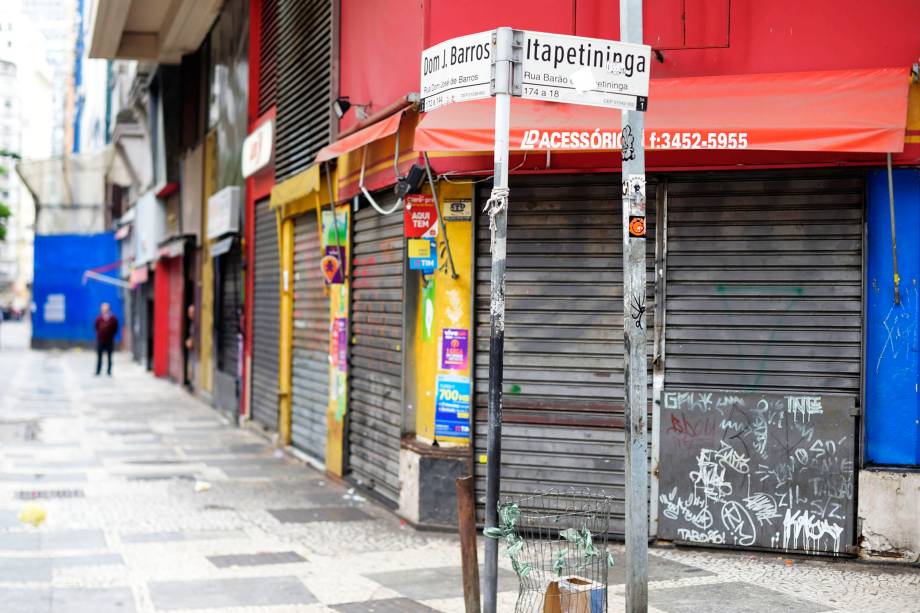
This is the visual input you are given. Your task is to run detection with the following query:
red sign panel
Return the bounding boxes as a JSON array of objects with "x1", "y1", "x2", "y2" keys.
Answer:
[{"x1": 404, "y1": 194, "x2": 438, "y2": 238}]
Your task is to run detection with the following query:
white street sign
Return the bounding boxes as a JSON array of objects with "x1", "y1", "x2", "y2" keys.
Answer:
[
  {"x1": 521, "y1": 30, "x2": 651, "y2": 111},
  {"x1": 420, "y1": 30, "x2": 494, "y2": 112}
]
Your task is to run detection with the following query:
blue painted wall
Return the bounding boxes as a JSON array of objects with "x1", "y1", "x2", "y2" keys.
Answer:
[
  {"x1": 865, "y1": 169, "x2": 920, "y2": 466},
  {"x1": 32, "y1": 233, "x2": 124, "y2": 344}
]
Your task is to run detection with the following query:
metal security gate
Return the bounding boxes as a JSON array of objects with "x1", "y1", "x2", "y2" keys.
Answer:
[
  {"x1": 348, "y1": 198, "x2": 404, "y2": 505},
  {"x1": 275, "y1": 0, "x2": 332, "y2": 180},
  {"x1": 251, "y1": 197, "x2": 280, "y2": 431},
  {"x1": 217, "y1": 242, "x2": 242, "y2": 377},
  {"x1": 474, "y1": 174, "x2": 656, "y2": 536},
  {"x1": 659, "y1": 171, "x2": 863, "y2": 554},
  {"x1": 291, "y1": 213, "x2": 328, "y2": 462},
  {"x1": 665, "y1": 172, "x2": 863, "y2": 394}
]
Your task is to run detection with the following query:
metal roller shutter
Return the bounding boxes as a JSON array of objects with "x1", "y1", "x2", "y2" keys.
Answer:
[
  {"x1": 665, "y1": 172, "x2": 863, "y2": 396},
  {"x1": 252, "y1": 197, "x2": 280, "y2": 431},
  {"x1": 474, "y1": 174, "x2": 656, "y2": 536},
  {"x1": 291, "y1": 214, "x2": 329, "y2": 461},
  {"x1": 275, "y1": 0, "x2": 332, "y2": 181},
  {"x1": 217, "y1": 243, "x2": 241, "y2": 377},
  {"x1": 348, "y1": 198, "x2": 404, "y2": 505}
]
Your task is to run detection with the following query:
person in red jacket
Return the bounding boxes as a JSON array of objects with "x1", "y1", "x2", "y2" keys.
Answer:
[{"x1": 94, "y1": 302, "x2": 119, "y2": 376}]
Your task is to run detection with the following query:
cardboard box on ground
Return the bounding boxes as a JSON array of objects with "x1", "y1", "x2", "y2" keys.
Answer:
[{"x1": 542, "y1": 575, "x2": 605, "y2": 613}]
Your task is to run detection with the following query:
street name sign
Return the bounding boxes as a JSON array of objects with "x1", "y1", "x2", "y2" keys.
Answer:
[
  {"x1": 420, "y1": 30, "x2": 494, "y2": 112},
  {"x1": 521, "y1": 30, "x2": 651, "y2": 111}
]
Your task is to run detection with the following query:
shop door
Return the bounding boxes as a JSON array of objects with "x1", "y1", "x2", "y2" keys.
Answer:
[
  {"x1": 167, "y1": 256, "x2": 184, "y2": 383},
  {"x1": 291, "y1": 213, "x2": 329, "y2": 462},
  {"x1": 348, "y1": 197, "x2": 404, "y2": 505},
  {"x1": 658, "y1": 171, "x2": 863, "y2": 554},
  {"x1": 252, "y1": 197, "x2": 280, "y2": 431},
  {"x1": 214, "y1": 241, "x2": 242, "y2": 417},
  {"x1": 474, "y1": 174, "x2": 657, "y2": 537}
]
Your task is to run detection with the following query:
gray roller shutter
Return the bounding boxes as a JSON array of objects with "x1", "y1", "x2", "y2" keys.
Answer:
[
  {"x1": 348, "y1": 197, "x2": 404, "y2": 505},
  {"x1": 474, "y1": 174, "x2": 656, "y2": 536},
  {"x1": 665, "y1": 172, "x2": 863, "y2": 395},
  {"x1": 660, "y1": 171, "x2": 863, "y2": 554},
  {"x1": 291, "y1": 213, "x2": 329, "y2": 462},
  {"x1": 251, "y1": 197, "x2": 280, "y2": 431},
  {"x1": 216, "y1": 241, "x2": 241, "y2": 377},
  {"x1": 275, "y1": 0, "x2": 332, "y2": 181}
]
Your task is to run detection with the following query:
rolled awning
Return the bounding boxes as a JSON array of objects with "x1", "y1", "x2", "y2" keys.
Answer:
[
  {"x1": 415, "y1": 67, "x2": 910, "y2": 154},
  {"x1": 315, "y1": 111, "x2": 404, "y2": 163}
]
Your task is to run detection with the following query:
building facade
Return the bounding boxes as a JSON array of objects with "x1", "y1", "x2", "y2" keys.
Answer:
[{"x1": 89, "y1": 0, "x2": 920, "y2": 562}]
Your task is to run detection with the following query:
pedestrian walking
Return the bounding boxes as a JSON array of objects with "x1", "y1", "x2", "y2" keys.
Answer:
[{"x1": 94, "y1": 302, "x2": 118, "y2": 376}]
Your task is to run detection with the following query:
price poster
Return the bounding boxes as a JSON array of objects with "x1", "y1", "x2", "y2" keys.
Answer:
[
  {"x1": 434, "y1": 375, "x2": 471, "y2": 441},
  {"x1": 440, "y1": 328, "x2": 469, "y2": 371}
]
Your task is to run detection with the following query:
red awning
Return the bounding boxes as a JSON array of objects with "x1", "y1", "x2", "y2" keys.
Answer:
[
  {"x1": 315, "y1": 111, "x2": 404, "y2": 163},
  {"x1": 415, "y1": 68, "x2": 910, "y2": 154}
]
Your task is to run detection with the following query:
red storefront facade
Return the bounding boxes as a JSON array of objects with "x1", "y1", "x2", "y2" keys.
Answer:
[{"x1": 328, "y1": 0, "x2": 920, "y2": 557}]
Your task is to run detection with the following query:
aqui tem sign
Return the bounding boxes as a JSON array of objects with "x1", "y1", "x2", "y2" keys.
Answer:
[
  {"x1": 420, "y1": 30, "x2": 494, "y2": 112},
  {"x1": 521, "y1": 30, "x2": 651, "y2": 111}
]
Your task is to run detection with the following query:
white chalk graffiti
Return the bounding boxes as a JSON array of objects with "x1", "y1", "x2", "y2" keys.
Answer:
[
  {"x1": 677, "y1": 528, "x2": 725, "y2": 545},
  {"x1": 664, "y1": 392, "x2": 714, "y2": 412},
  {"x1": 662, "y1": 390, "x2": 853, "y2": 554},
  {"x1": 875, "y1": 284, "x2": 918, "y2": 374},
  {"x1": 743, "y1": 493, "x2": 781, "y2": 525},
  {"x1": 786, "y1": 396, "x2": 823, "y2": 422},
  {"x1": 721, "y1": 500, "x2": 757, "y2": 546},
  {"x1": 781, "y1": 509, "x2": 844, "y2": 553}
]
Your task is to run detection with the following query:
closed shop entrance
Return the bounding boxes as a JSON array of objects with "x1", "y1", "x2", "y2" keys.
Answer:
[
  {"x1": 658, "y1": 171, "x2": 863, "y2": 555},
  {"x1": 348, "y1": 197, "x2": 405, "y2": 505},
  {"x1": 474, "y1": 174, "x2": 656, "y2": 537},
  {"x1": 251, "y1": 197, "x2": 280, "y2": 431},
  {"x1": 291, "y1": 213, "x2": 329, "y2": 462}
]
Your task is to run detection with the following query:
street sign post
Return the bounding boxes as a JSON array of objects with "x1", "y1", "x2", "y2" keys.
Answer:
[
  {"x1": 419, "y1": 21, "x2": 650, "y2": 613},
  {"x1": 620, "y1": 1, "x2": 649, "y2": 611}
]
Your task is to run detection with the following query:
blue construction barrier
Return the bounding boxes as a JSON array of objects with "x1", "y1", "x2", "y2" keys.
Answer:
[{"x1": 31, "y1": 232, "x2": 124, "y2": 347}]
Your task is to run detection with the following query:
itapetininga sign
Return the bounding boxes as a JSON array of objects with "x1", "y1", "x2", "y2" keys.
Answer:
[
  {"x1": 420, "y1": 28, "x2": 651, "y2": 112},
  {"x1": 520, "y1": 30, "x2": 650, "y2": 111}
]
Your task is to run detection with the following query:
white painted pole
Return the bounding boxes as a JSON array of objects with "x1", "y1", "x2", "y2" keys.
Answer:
[
  {"x1": 620, "y1": 0, "x2": 649, "y2": 611},
  {"x1": 482, "y1": 26, "x2": 513, "y2": 613}
]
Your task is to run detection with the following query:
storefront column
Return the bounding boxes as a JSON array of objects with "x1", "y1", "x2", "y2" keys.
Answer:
[{"x1": 278, "y1": 216, "x2": 294, "y2": 445}]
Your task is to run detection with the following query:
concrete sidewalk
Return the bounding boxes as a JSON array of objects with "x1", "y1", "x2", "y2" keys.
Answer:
[{"x1": 0, "y1": 321, "x2": 916, "y2": 612}]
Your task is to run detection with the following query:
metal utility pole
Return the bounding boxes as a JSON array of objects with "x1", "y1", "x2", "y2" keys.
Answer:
[
  {"x1": 483, "y1": 25, "x2": 516, "y2": 613},
  {"x1": 620, "y1": 0, "x2": 649, "y2": 611}
]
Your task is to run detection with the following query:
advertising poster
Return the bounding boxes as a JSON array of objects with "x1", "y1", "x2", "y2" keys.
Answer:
[
  {"x1": 408, "y1": 237, "x2": 437, "y2": 273},
  {"x1": 435, "y1": 375, "x2": 471, "y2": 441},
  {"x1": 321, "y1": 209, "x2": 348, "y2": 285},
  {"x1": 440, "y1": 328, "x2": 469, "y2": 370}
]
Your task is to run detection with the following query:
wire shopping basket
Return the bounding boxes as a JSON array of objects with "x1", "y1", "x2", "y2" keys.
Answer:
[{"x1": 485, "y1": 489, "x2": 615, "y2": 613}]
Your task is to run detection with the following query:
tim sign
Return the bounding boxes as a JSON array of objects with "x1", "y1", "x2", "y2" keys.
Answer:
[{"x1": 404, "y1": 194, "x2": 438, "y2": 238}]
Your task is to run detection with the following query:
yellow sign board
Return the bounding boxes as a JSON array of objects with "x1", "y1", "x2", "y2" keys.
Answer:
[{"x1": 408, "y1": 238, "x2": 432, "y2": 259}]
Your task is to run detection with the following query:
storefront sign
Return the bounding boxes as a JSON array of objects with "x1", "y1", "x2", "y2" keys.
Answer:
[
  {"x1": 331, "y1": 317, "x2": 348, "y2": 372},
  {"x1": 443, "y1": 199, "x2": 472, "y2": 221},
  {"x1": 321, "y1": 209, "x2": 349, "y2": 285},
  {"x1": 404, "y1": 194, "x2": 439, "y2": 238},
  {"x1": 434, "y1": 375, "x2": 471, "y2": 441},
  {"x1": 441, "y1": 328, "x2": 469, "y2": 371},
  {"x1": 408, "y1": 238, "x2": 437, "y2": 273},
  {"x1": 241, "y1": 119, "x2": 273, "y2": 178},
  {"x1": 329, "y1": 285, "x2": 349, "y2": 424},
  {"x1": 420, "y1": 30, "x2": 494, "y2": 112},
  {"x1": 321, "y1": 248, "x2": 344, "y2": 284},
  {"x1": 521, "y1": 30, "x2": 651, "y2": 111},
  {"x1": 206, "y1": 186, "x2": 241, "y2": 239}
]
